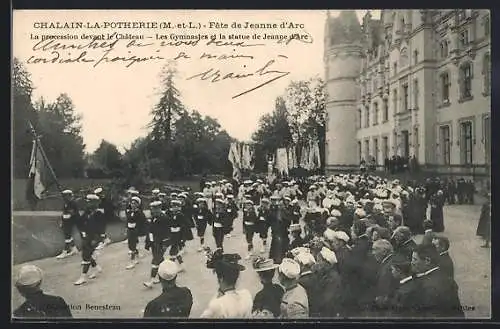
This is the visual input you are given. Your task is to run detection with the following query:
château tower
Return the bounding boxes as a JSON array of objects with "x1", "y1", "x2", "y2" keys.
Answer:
[{"x1": 324, "y1": 10, "x2": 363, "y2": 171}]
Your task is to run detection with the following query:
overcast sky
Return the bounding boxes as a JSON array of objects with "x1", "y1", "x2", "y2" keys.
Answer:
[{"x1": 13, "y1": 10, "x2": 380, "y2": 153}]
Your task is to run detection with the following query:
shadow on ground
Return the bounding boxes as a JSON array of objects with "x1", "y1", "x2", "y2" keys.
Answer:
[{"x1": 12, "y1": 216, "x2": 127, "y2": 265}]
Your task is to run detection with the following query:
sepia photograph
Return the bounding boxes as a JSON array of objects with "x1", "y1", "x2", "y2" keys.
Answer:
[{"x1": 11, "y1": 9, "x2": 491, "y2": 320}]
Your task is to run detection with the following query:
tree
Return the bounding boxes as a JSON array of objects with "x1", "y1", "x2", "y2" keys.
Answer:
[
  {"x1": 92, "y1": 140, "x2": 123, "y2": 176},
  {"x1": 12, "y1": 58, "x2": 38, "y2": 178},
  {"x1": 34, "y1": 94, "x2": 86, "y2": 178},
  {"x1": 148, "y1": 61, "x2": 185, "y2": 142}
]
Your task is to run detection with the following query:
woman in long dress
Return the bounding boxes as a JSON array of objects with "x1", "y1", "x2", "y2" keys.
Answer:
[{"x1": 476, "y1": 193, "x2": 491, "y2": 248}]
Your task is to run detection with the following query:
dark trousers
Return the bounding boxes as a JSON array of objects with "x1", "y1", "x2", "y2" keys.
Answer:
[
  {"x1": 213, "y1": 226, "x2": 224, "y2": 249},
  {"x1": 196, "y1": 219, "x2": 208, "y2": 237},
  {"x1": 127, "y1": 228, "x2": 139, "y2": 253},
  {"x1": 168, "y1": 232, "x2": 182, "y2": 257},
  {"x1": 244, "y1": 224, "x2": 255, "y2": 250},
  {"x1": 257, "y1": 221, "x2": 269, "y2": 239},
  {"x1": 61, "y1": 219, "x2": 76, "y2": 251},
  {"x1": 81, "y1": 237, "x2": 98, "y2": 273},
  {"x1": 151, "y1": 241, "x2": 165, "y2": 266}
]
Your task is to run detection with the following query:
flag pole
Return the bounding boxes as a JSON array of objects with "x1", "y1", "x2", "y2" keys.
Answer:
[{"x1": 27, "y1": 120, "x2": 63, "y2": 193}]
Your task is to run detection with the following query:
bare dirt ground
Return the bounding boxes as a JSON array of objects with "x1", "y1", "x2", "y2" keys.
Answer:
[{"x1": 12, "y1": 203, "x2": 491, "y2": 319}]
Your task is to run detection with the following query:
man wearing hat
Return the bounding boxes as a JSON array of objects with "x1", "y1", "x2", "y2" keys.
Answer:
[
  {"x1": 315, "y1": 247, "x2": 342, "y2": 317},
  {"x1": 295, "y1": 251, "x2": 318, "y2": 317},
  {"x1": 212, "y1": 198, "x2": 227, "y2": 251},
  {"x1": 224, "y1": 194, "x2": 239, "y2": 238},
  {"x1": 288, "y1": 224, "x2": 304, "y2": 251},
  {"x1": 388, "y1": 254, "x2": 419, "y2": 317},
  {"x1": 143, "y1": 260, "x2": 193, "y2": 318},
  {"x1": 324, "y1": 230, "x2": 350, "y2": 273},
  {"x1": 55, "y1": 190, "x2": 80, "y2": 260},
  {"x1": 256, "y1": 198, "x2": 272, "y2": 254},
  {"x1": 14, "y1": 265, "x2": 72, "y2": 318},
  {"x1": 242, "y1": 200, "x2": 258, "y2": 259},
  {"x1": 251, "y1": 257, "x2": 283, "y2": 318},
  {"x1": 166, "y1": 200, "x2": 186, "y2": 271},
  {"x1": 94, "y1": 187, "x2": 113, "y2": 250},
  {"x1": 192, "y1": 198, "x2": 214, "y2": 252},
  {"x1": 74, "y1": 194, "x2": 104, "y2": 285},
  {"x1": 277, "y1": 258, "x2": 309, "y2": 318},
  {"x1": 151, "y1": 188, "x2": 161, "y2": 202},
  {"x1": 391, "y1": 226, "x2": 417, "y2": 262},
  {"x1": 143, "y1": 201, "x2": 169, "y2": 288},
  {"x1": 125, "y1": 196, "x2": 147, "y2": 270}
]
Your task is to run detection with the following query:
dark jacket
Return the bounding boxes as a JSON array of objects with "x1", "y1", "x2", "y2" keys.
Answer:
[
  {"x1": 373, "y1": 254, "x2": 399, "y2": 314},
  {"x1": 315, "y1": 264, "x2": 343, "y2": 317},
  {"x1": 13, "y1": 291, "x2": 72, "y2": 318},
  {"x1": 389, "y1": 276, "x2": 420, "y2": 318},
  {"x1": 298, "y1": 271, "x2": 317, "y2": 317},
  {"x1": 143, "y1": 286, "x2": 193, "y2": 318},
  {"x1": 439, "y1": 251, "x2": 455, "y2": 279},
  {"x1": 252, "y1": 283, "x2": 284, "y2": 318},
  {"x1": 414, "y1": 267, "x2": 464, "y2": 318},
  {"x1": 394, "y1": 239, "x2": 417, "y2": 262}
]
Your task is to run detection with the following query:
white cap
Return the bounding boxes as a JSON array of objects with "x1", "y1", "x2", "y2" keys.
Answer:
[
  {"x1": 294, "y1": 252, "x2": 316, "y2": 267},
  {"x1": 15, "y1": 264, "x2": 43, "y2": 287},
  {"x1": 152, "y1": 189, "x2": 160, "y2": 194},
  {"x1": 130, "y1": 190, "x2": 139, "y2": 195},
  {"x1": 323, "y1": 228, "x2": 336, "y2": 242},
  {"x1": 373, "y1": 203, "x2": 384, "y2": 211},
  {"x1": 355, "y1": 208, "x2": 366, "y2": 218},
  {"x1": 332, "y1": 198, "x2": 341, "y2": 207},
  {"x1": 320, "y1": 247, "x2": 338, "y2": 264},
  {"x1": 330, "y1": 209, "x2": 342, "y2": 217},
  {"x1": 150, "y1": 200, "x2": 162, "y2": 207},
  {"x1": 157, "y1": 260, "x2": 179, "y2": 281},
  {"x1": 61, "y1": 189, "x2": 73, "y2": 195},
  {"x1": 131, "y1": 196, "x2": 141, "y2": 204},
  {"x1": 333, "y1": 231, "x2": 350, "y2": 243},
  {"x1": 93, "y1": 187, "x2": 103, "y2": 194},
  {"x1": 86, "y1": 194, "x2": 99, "y2": 201},
  {"x1": 278, "y1": 258, "x2": 301, "y2": 280}
]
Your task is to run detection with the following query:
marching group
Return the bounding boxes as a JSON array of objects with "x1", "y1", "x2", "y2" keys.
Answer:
[{"x1": 13, "y1": 173, "x2": 490, "y2": 318}]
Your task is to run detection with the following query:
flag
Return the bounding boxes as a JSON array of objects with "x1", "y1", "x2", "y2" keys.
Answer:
[
  {"x1": 26, "y1": 139, "x2": 54, "y2": 206},
  {"x1": 228, "y1": 143, "x2": 241, "y2": 182}
]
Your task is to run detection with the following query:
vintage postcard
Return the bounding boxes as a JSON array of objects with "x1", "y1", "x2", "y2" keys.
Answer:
[{"x1": 12, "y1": 9, "x2": 491, "y2": 320}]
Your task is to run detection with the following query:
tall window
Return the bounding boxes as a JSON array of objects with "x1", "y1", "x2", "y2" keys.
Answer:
[
  {"x1": 440, "y1": 40, "x2": 448, "y2": 58},
  {"x1": 393, "y1": 89, "x2": 398, "y2": 114},
  {"x1": 459, "y1": 30, "x2": 469, "y2": 49},
  {"x1": 413, "y1": 79, "x2": 419, "y2": 110},
  {"x1": 393, "y1": 62, "x2": 398, "y2": 76},
  {"x1": 383, "y1": 99, "x2": 389, "y2": 122},
  {"x1": 364, "y1": 139, "x2": 370, "y2": 161},
  {"x1": 483, "y1": 53, "x2": 491, "y2": 94},
  {"x1": 373, "y1": 102, "x2": 379, "y2": 125},
  {"x1": 413, "y1": 50, "x2": 419, "y2": 65},
  {"x1": 374, "y1": 138, "x2": 379, "y2": 165},
  {"x1": 358, "y1": 141, "x2": 362, "y2": 162},
  {"x1": 460, "y1": 63, "x2": 473, "y2": 99},
  {"x1": 365, "y1": 107, "x2": 370, "y2": 128},
  {"x1": 382, "y1": 136, "x2": 389, "y2": 160},
  {"x1": 484, "y1": 15, "x2": 490, "y2": 37},
  {"x1": 402, "y1": 84, "x2": 409, "y2": 112},
  {"x1": 393, "y1": 131, "x2": 398, "y2": 155},
  {"x1": 460, "y1": 121, "x2": 473, "y2": 165},
  {"x1": 440, "y1": 72, "x2": 450, "y2": 103},
  {"x1": 440, "y1": 125, "x2": 451, "y2": 165},
  {"x1": 357, "y1": 108, "x2": 362, "y2": 129},
  {"x1": 484, "y1": 116, "x2": 490, "y2": 164},
  {"x1": 413, "y1": 126, "x2": 419, "y2": 159}
]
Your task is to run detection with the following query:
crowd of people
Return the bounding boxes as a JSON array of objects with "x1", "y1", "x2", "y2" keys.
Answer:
[{"x1": 13, "y1": 173, "x2": 490, "y2": 319}]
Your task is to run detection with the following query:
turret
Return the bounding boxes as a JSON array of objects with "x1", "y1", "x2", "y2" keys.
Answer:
[{"x1": 324, "y1": 10, "x2": 364, "y2": 172}]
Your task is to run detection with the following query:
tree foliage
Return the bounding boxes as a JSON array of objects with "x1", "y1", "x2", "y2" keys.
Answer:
[
  {"x1": 13, "y1": 58, "x2": 86, "y2": 179},
  {"x1": 89, "y1": 140, "x2": 123, "y2": 177},
  {"x1": 122, "y1": 63, "x2": 233, "y2": 182},
  {"x1": 252, "y1": 77, "x2": 326, "y2": 173},
  {"x1": 34, "y1": 94, "x2": 86, "y2": 178}
]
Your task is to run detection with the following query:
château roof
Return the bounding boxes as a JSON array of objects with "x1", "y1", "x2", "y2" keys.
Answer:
[{"x1": 326, "y1": 10, "x2": 363, "y2": 46}]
